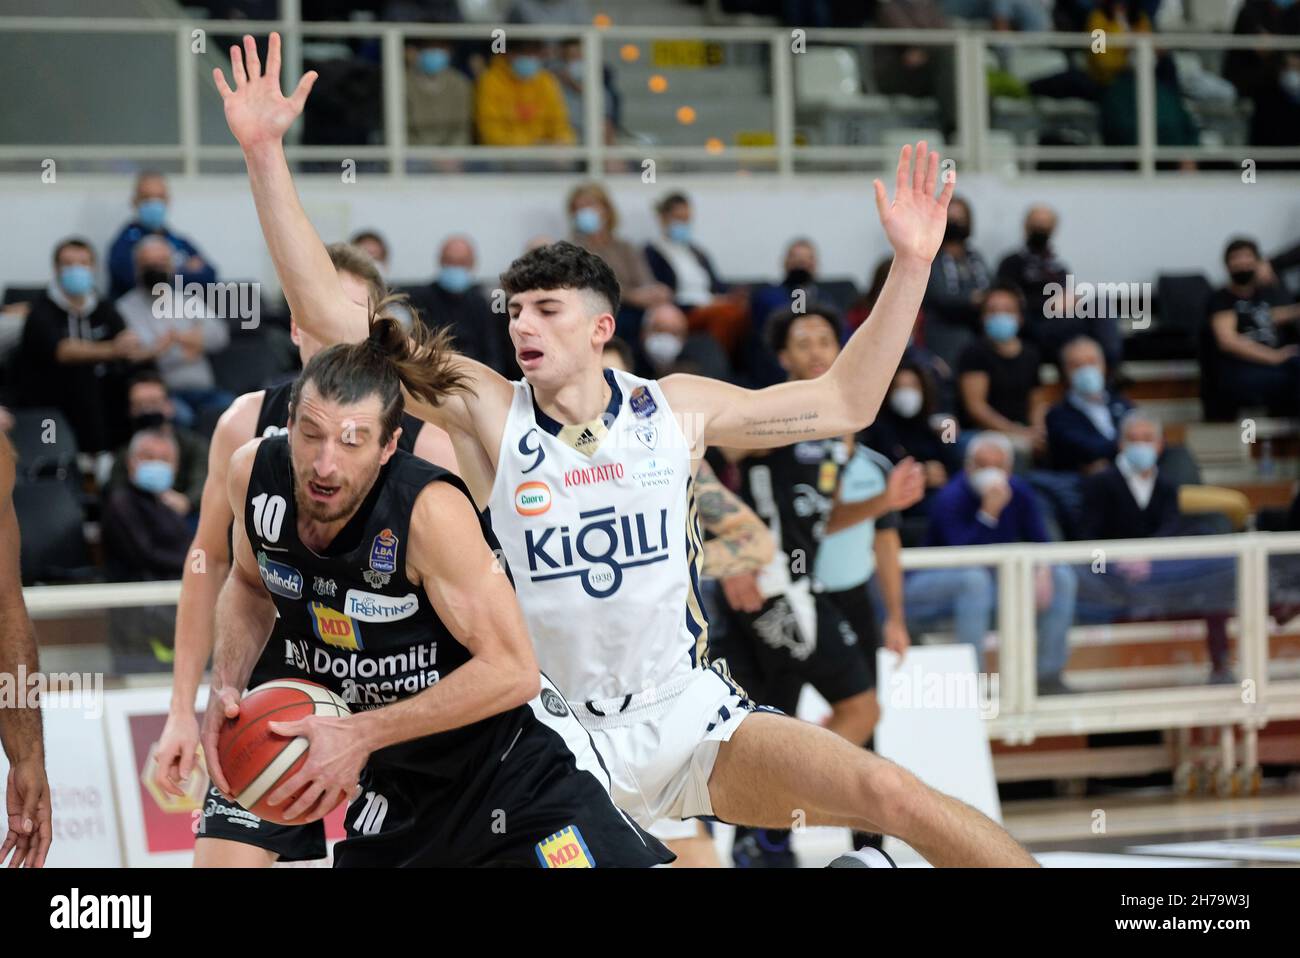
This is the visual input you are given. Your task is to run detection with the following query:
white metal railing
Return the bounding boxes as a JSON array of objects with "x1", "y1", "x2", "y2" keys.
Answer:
[
  {"x1": 22, "y1": 531, "x2": 1300, "y2": 744},
  {"x1": 2, "y1": 16, "x2": 1298, "y2": 177}
]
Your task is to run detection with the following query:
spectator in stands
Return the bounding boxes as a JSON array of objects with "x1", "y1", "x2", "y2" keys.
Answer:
[
  {"x1": 508, "y1": 0, "x2": 591, "y2": 22},
  {"x1": 923, "y1": 195, "x2": 992, "y2": 371},
  {"x1": 567, "y1": 186, "x2": 671, "y2": 336},
  {"x1": 350, "y1": 230, "x2": 391, "y2": 280},
  {"x1": 645, "y1": 192, "x2": 749, "y2": 355},
  {"x1": 873, "y1": 0, "x2": 958, "y2": 135},
  {"x1": 1086, "y1": 0, "x2": 1152, "y2": 87},
  {"x1": 956, "y1": 282, "x2": 1047, "y2": 457},
  {"x1": 863, "y1": 358, "x2": 962, "y2": 515},
  {"x1": 102, "y1": 429, "x2": 193, "y2": 581},
  {"x1": 407, "y1": 235, "x2": 508, "y2": 375},
  {"x1": 904, "y1": 431, "x2": 1076, "y2": 693},
  {"x1": 1046, "y1": 335, "x2": 1134, "y2": 473},
  {"x1": 15, "y1": 238, "x2": 155, "y2": 455},
  {"x1": 1225, "y1": 0, "x2": 1300, "y2": 157},
  {"x1": 748, "y1": 238, "x2": 826, "y2": 387},
  {"x1": 109, "y1": 372, "x2": 208, "y2": 520},
  {"x1": 639, "y1": 303, "x2": 734, "y2": 382},
  {"x1": 1208, "y1": 237, "x2": 1300, "y2": 414},
  {"x1": 405, "y1": 40, "x2": 473, "y2": 147},
  {"x1": 1078, "y1": 409, "x2": 1236, "y2": 683},
  {"x1": 940, "y1": 0, "x2": 1050, "y2": 30},
  {"x1": 115, "y1": 236, "x2": 233, "y2": 427},
  {"x1": 476, "y1": 42, "x2": 575, "y2": 146},
  {"x1": 108, "y1": 171, "x2": 217, "y2": 301},
  {"x1": 553, "y1": 38, "x2": 621, "y2": 144}
]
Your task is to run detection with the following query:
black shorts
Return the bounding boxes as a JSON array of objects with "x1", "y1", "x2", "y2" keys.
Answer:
[
  {"x1": 333, "y1": 680, "x2": 673, "y2": 868},
  {"x1": 713, "y1": 583, "x2": 879, "y2": 714},
  {"x1": 197, "y1": 785, "x2": 328, "y2": 862}
]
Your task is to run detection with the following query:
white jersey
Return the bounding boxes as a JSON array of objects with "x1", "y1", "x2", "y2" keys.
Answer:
[{"x1": 487, "y1": 369, "x2": 708, "y2": 701}]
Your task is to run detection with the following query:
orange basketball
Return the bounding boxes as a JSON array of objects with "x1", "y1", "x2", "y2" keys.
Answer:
[{"x1": 216, "y1": 679, "x2": 351, "y2": 826}]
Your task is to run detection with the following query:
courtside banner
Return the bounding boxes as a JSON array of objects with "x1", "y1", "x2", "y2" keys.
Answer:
[
  {"x1": 0, "y1": 690, "x2": 120, "y2": 868},
  {"x1": 101, "y1": 685, "x2": 347, "y2": 867}
]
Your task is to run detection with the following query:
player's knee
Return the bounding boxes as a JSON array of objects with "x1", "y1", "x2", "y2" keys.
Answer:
[{"x1": 854, "y1": 759, "x2": 917, "y2": 836}]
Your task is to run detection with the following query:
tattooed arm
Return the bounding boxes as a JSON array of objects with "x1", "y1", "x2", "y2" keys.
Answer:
[
  {"x1": 696, "y1": 460, "x2": 775, "y2": 577},
  {"x1": 663, "y1": 142, "x2": 953, "y2": 453}
]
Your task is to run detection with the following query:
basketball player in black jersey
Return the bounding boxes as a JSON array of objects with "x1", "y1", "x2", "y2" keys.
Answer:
[
  {"x1": 201, "y1": 313, "x2": 671, "y2": 867},
  {"x1": 155, "y1": 243, "x2": 457, "y2": 866},
  {"x1": 0, "y1": 435, "x2": 51, "y2": 868}
]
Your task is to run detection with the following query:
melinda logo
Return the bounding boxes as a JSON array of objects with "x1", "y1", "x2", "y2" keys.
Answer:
[
  {"x1": 344, "y1": 589, "x2": 420, "y2": 623},
  {"x1": 564, "y1": 463, "x2": 624, "y2": 487},
  {"x1": 515, "y1": 481, "x2": 552, "y2": 516},
  {"x1": 257, "y1": 552, "x2": 303, "y2": 599}
]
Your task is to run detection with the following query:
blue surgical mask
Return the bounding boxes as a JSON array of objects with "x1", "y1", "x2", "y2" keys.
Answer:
[
  {"x1": 512, "y1": 56, "x2": 542, "y2": 80},
  {"x1": 59, "y1": 264, "x2": 95, "y2": 297},
  {"x1": 984, "y1": 312, "x2": 1019, "y2": 343},
  {"x1": 1070, "y1": 364, "x2": 1105, "y2": 398},
  {"x1": 1122, "y1": 441, "x2": 1158, "y2": 472},
  {"x1": 574, "y1": 207, "x2": 603, "y2": 235},
  {"x1": 418, "y1": 48, "x2": 450, "y2": 75},
  {"x1": 566, "y1": 60, "x2": 585, "y2": 82},
  {"x1": 133, "y1": 459, "x2": 175, "y2": 495},
  {"x1": 137, "y1": 198, "x2": 167, "y2": 231},
  {"x1": 437, "y1": 265, "x2": 473, "y2": 294},
  {"x1": 667, "y1": 221, "x2": 692, "y2": 245}
]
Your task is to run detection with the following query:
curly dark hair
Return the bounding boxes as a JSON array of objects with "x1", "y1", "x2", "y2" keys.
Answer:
[
  {"x1": 499, "y1": 240, "x2": 621, "y2": 316},
  {"x1": 766, "y1": 302, "x2": 842, "y2": 354}
]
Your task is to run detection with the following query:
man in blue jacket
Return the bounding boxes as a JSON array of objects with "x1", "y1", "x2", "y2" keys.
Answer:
[
  {"x1": 107, "y1": 171, "x2": 218, "y2": 300},
  {"x1": 1046, "y1": 335, "x2": 1133, "y2": 473}
]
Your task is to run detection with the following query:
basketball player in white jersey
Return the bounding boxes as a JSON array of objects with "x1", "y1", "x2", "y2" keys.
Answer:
[
  {"x1": 215, "y1": 33, "x2": 1035, "y2": 865},
  {"x1": 152, "y1": 242, "x2": 456, "y2": 866}
]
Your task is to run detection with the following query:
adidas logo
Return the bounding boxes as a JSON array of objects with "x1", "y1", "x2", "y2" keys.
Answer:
[{"x1": 575, "y1": 428, "x2": 599, "y2": 449}]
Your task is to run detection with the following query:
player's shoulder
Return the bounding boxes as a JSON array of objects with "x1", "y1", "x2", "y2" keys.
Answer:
[
  {"x1": 213, "y1": 389, "x2": 267, "y2": 447},
  {"x1": 227, "y1": 434, "x2": 270, "y2": 490}
]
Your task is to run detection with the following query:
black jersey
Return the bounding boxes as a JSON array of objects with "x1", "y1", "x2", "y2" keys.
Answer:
[{"x1": 256, "y1": 379, "x2": 424, "y2": 454}]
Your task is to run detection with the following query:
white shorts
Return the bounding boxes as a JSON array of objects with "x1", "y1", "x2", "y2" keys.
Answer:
[{"x1": 578, "y1": 664, "x2": 757, "y2": 833}]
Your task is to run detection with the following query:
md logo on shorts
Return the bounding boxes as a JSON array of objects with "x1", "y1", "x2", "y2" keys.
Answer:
[
  {"x1": 310, "y1": 602, "x2": 362, "y2": 651},
  {"x1": 535, "y1": 825, "x2": 594, "y2": 868},
  {"x1": 257, "y1": 551, "x2": 303, "y2": 600},
  {"x1": 540, "y1": 688, "x2": 568, "y2": 717}
]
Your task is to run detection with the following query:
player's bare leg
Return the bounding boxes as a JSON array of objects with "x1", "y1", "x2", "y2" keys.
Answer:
[
  {"x1": 707, "y1": 711, "x2": 1037, "y2": 867},
  {"x1": 664, "y1": 823, "x2": 722, "y2": 867},
  {"x1": 193, "y1": 837, "x2": 279, "y2": 867}
]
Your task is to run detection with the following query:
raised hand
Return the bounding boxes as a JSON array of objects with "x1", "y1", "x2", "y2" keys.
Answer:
[
  {"x1": 212, "y1": 32, "x2": 317, "y2": 151},
  {"x1": 872, "y1": 142, "x2": 956, "y2": 265}
]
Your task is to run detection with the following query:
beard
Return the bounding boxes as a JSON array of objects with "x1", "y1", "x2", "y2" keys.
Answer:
[{"x1": 292, "y1": 458, "x2": 381, "y2": 525}]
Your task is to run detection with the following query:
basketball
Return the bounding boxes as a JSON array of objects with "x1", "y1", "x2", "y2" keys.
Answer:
[{"x1": 216, "y1": 679, "x2": 351, "y2": 826}]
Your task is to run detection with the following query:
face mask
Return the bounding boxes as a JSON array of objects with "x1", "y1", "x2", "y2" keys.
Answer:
[
  {"x1": 573, "y1": 206, "x2": 603, "y2": 235},
  {"x1": 784, "y1": 268, "x2": 813, "y2": 288},
  {"x1": 512, "y1": 56, "x2": 542, "y2": 79},
  {"x1": 137, "y1": 199, "x2": 167, "y2": 231},
  {"x1": 644, "y1": 332, "x2": 684, "y2": 368},
  {"x1": 418, "y1": 48, "x2": 450, "y2": 75},
  {"x1": 437, "y1": 265, "x2": 473, "y2": 294},
  {"x1": 1283, "y1": 68, "x2": 1300, "y2": 100},
  {"x1": 1026, "y1": 228, "x2": 1051, "y2": 253},
  {"x1": 889, "y1": 386, "x2": 924, "y2": 419},
  {"x1": 130, "y1": 411, "x2": 170, "y2": 433},
  {"x1": 984, "y1": 312, "x2": 1019, "y2": 343},
  {"x1": 1229, "y1": 268, "x2": 1256, "y2": 286},
  {"x1": 59, "y1": 264, "x2": 95, "y2": 297},
  {"x1": 140, "y1": 267, "x2": 171, "y2": 291},
  {"x1": 1070, "y1": 364, "x2": 1105, "y2": 398},
  {"x1": 133, "y1": 459, "x2": 175, "y2": 495},
  {"x1": 667, "y1": 221, "x2": 692, "y2": 245},
  {"x1": 944, "y1": 220, "x2": 970, "y2": 243},
  {"x1": 1122, "y1": 441, "x2": 1158, "y2": 472},
  {"x1": 968, "y1": 466, "x2": 1007, "y2": 496},
  {"x1": 566, "y1": 60, "x2": 585, "y2": 82}
]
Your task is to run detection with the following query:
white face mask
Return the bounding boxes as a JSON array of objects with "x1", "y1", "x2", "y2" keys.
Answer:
[
  {"x1": 889, "y1": 387, "x2": 923, "y2": 419},
  {"x1": 643, "y1": 332, "x2": 683, "y2": 368},
  {"x1": 968, "y1": 466, "x2": 1007, "y2": 496}
]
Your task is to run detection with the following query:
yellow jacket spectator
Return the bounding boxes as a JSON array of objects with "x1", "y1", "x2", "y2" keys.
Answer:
[
  {"x1": 1086, "y1": 2, "x2": 1152, "y2": 87},
  {"x1": 475, "y1": 48, "x2": 575, "y2": 146}
]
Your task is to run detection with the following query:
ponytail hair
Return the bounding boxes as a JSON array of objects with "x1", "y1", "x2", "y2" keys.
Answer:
[{"x1": 291, "y1": 295, "x2": 471, "y2": 445}]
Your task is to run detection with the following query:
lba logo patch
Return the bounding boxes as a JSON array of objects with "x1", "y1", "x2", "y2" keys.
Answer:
[
  {"x1": 535, "y1": 825, "x2": 594, "y2": 868},
  {"x1": 310, "y1": 602, "x2": 362, "y2": 650},
  {"x1": 257, "y1": 552, "x2": 303, "y2": 600},
  {"x1": 515, "y1": 481, "x2": 551, "y2": 516},
  {"x1": 369, "y1": 528, "x2": 398, "y2": 575}
]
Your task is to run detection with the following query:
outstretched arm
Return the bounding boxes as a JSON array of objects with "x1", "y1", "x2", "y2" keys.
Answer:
[{"x1": 663, "y1": 143, "x2": 953, "y2": 453}]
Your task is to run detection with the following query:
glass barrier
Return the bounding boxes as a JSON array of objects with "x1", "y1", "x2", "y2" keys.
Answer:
[
  {"x1": 903, "y1": 561, "x2": 1005, "y2": 676},
  {"x1": 1266, "y1": 548, "x2": 1300, "y2": 685}
]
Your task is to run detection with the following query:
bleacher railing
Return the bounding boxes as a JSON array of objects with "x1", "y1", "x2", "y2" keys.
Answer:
[
  {"x1": 1, "y1": 15, "x2": 1298, "y2": 176},
  {"x1": 23, "y1": 531, "x2": 1300, "y2": 745}
]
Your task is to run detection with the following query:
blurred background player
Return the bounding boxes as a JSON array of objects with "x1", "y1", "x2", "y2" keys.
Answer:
[
  {"x1": 154, "y1": 243, "x2": 456, "y2": 867},
  {"x1": 0, "y1": 434, "x2": 51, "y2": 868}
]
